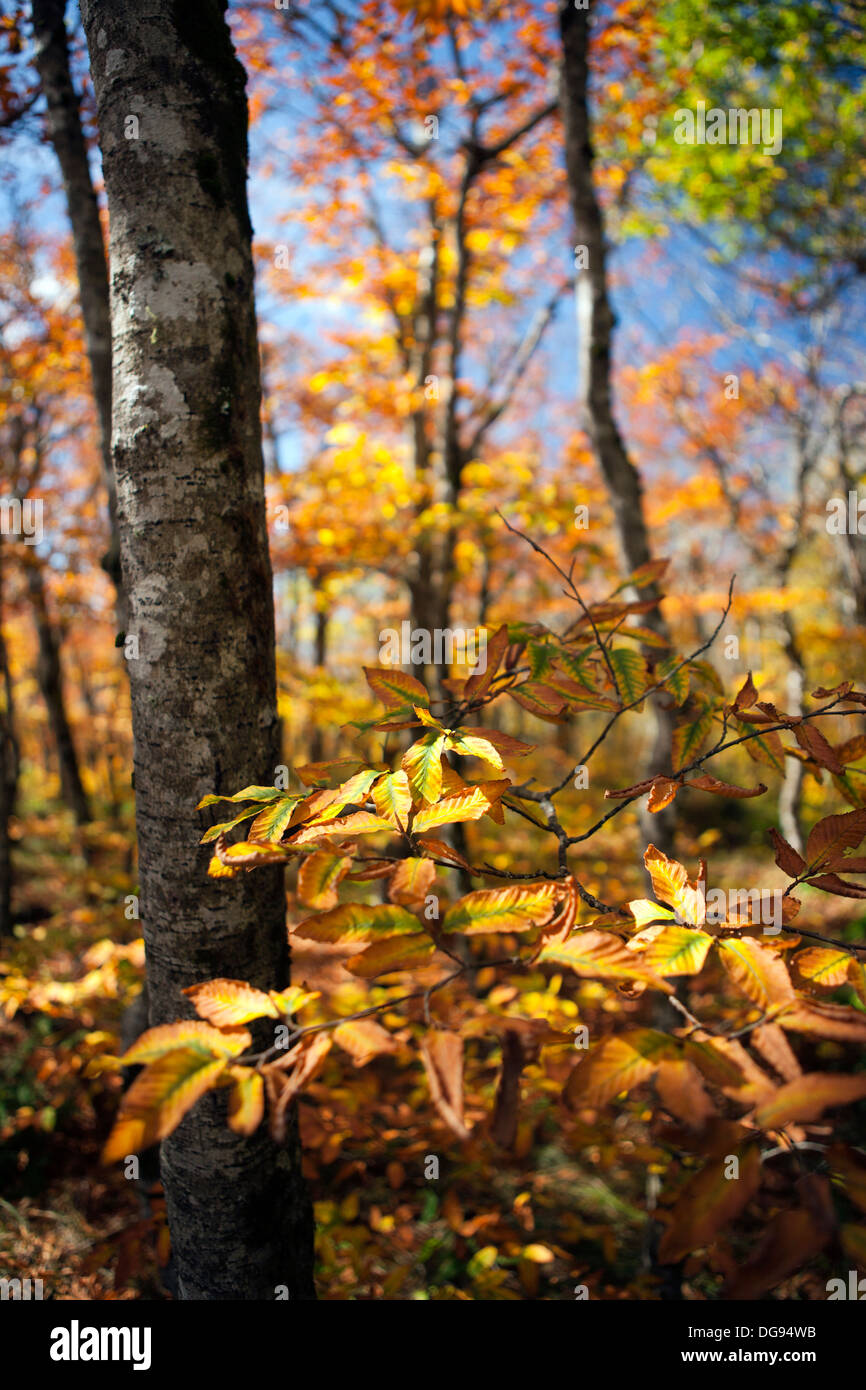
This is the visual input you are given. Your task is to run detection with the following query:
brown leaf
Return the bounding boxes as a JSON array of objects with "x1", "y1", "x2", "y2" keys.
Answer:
[
  {"x1": 658, "y1": 1145, "x2": 762, "y2": 1263},
  {"x1": 688, "y1": 773, "x2": 767, "y2": 799},
  {"x1": 420, "y1": 1030, "x2": 470, "y2": 1139},
  {"x1": 768, "y1": 827, "x2": 807, "y2": 878},
  {"x1": 794, "y1": 723, "x2": 844, "y2": 774},
  {"x1": 723, "y1": 1180, "x2": 833, "y2": 1299},
  {"x1": 750, "y1": 1023, "x2": 802, "y2": 1083},
  {"x1": 805, "y1": 807, "x2": 866, "y2": 870},
  {"x1": 265, "y1": 1033, "x2": 332, "y2": 1142},
  {"x1": 731, "y1": 672, "x2": 758, "y2": 712}
]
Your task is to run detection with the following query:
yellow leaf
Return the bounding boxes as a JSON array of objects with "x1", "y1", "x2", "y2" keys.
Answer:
[
  {"x1": 643, "y1": 844, "x2": 705, "y2": 925},
  {"x1": 226, "y1": 1067, "x2": 265, "y2": 1135},
  {"x1": 102, "y1": 1050, "x2": 228, "y2": 1162},
  {"x1": 794, "y1": 947, "x2": 853, "y2": 987},
  {"x1": 345, "y1": 933, "x2": 435, "y2": 978},
  {"x1": 388, "y1": 857, "x2": 436, "y2": 907},
  {"x1": 402, "y1": 732, "x2": 447, "y2": 804},
  {"x1": 443, "y1": 884, "x2": 559, "y2": 935},
  {"x1": 638, "y1": 924, "x2": 713, "y2": 976},
  {"x1": 540, "y1": 931, "x2": 673, "y2": 992},
  {"x1": 372, "y1": 769, "x2": 412, "y2": 828},
  {"x1": 119, "y1": 1020, "x2": 251, "y2": 1066},
  {"x1": 297, "y1": 851, "x2": 351, "y2": 908},
  {"x1": 292, "y1": 902, "x2": 419, "y2": 944},
  {"x1": 182, "y1": 979, "x2": 278, "y2": 1027},
  {"x1": 718, "y1": 938, "x2": 794, "y2": 1010},
  {"x1": 566, "y1": 1029, "x2": 676, "y2": 1107}
]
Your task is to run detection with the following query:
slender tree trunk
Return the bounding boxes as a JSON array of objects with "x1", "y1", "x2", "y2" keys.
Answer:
[
  {"x1": 558, "y1": 1, "x2": 674, "y2": 849},
  {"x1": 31, "y1": 0, "x2": 126, "y2": 631},
  {"x1": 309, "y1": 588, "x2": 328, "y2": 763},
  {"x1": 81, "y1": 0, "x2": 314, "y2": 1300},
  {"x1": 0, "y1": 541, "x2": 18, "y2": 935},
  {"x1": 26, "y1": 561, "x2": 91, "y2": 825}
]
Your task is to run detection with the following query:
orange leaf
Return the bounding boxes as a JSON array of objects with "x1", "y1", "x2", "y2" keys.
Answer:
[
  {"x1": 102, "y1": 1050, "x2": 228, "y2": 1163},
  {"x1": 420, "y1": 1030, "x2": 470, "y2": 1139},
  {"x1": 182, "y1": 979, "x2": 279, "y2": 1027}
]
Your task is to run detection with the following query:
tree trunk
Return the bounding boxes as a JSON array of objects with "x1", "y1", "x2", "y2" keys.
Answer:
[
  {"x1": 81, "y1": 0, "x2": 315, "y2": 1300},
  {"x1": 558, "y1": 1, "x2": 675, "y2": 849},
  {"x1": 26, "y1": 561, "x2": 91, "y2": 826},
  {"x1": 0, "y1": 541, "x2": 18, "y2": 936},
  {"x1": 31, "y1": 0, "x2": 126, "y2": 631}
]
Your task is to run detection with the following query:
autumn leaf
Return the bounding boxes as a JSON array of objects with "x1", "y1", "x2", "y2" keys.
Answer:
[
  {"x1": 344, "y1": 932, "x2": 435, "y2": 979},
  {"x1": 402, "y1": 731, "x2": 447, "y2": 803},
  {"x1": 363, "y1": 666, "x2": 429, "y2": 710},
  {"x1": 717, "y1": 937, "x2": 794, "y2": 1010},
  {"x1": 297, "y1": 851, "x2": 352, "y2": 909},
  {"x1": 292, "y1": 902, "x2": 419, "y2": 944},
  {"x1": 371, "y1": 769, "x2": 412, "y2": 828},
  {"x1": 182, "y1": 979, "x2": 279, "y2": 1027},
  {"x1": 647, "y1": 776, "x2": 680, "y2": 813},
  {"x1": 540, "y1": 932, "x2": 673, "y2": 992},
  {"x1": 688, "y1": 773, "x2": 767, "y2": 799},
  {"x1": 609, "y1": 647, "x2": 649, "y2": 704},
  {"x1": 265, "y1": 1033, "x2": 333, "y2": 1142},
  {"x1": 333, "y1": 1018, "x2": 397, "y2": 1066},
  {"x1": 753, "y1": 1073, "x2": 866, "y2": 1129},
  {"x1": 388, "y1": 856, "x2": 436, "y2": 907},
  {"x1": 411, "y1": 781, "x2": 509, "y2": 833},
  {"x1": 805, "y1": 807, "x2": 866, "y2": 869},
  {"x1": 420, "y1": 1030, "x2": 470, "y2": 1139},
  {"x1": 197, "y1": 785, "x2": 282, "y2": 809},
  {"x1": 102, "y1": 1049, "x2": 229, "y2": 1163},
  {"x1": 415, "y1": 836, "x2": 472, "y2": 870},
  {"x1": 794, "y1": 947, "x2": 853, "y2": 987},
  {"x1": 658, "y1": 1146, "x2": 761, "y2": 1263},
  {"x1": 636, "y1": 924, "x2": 713, "y2": 976},
  {"x1": 226, "y1": 1067, "x2": 265, "y2": 1136},
  {"x1": 731, "y1": 672, "x2": 758, "y2": 712},
  {"x1": 463, "y1": 624, "x2": 509, "y2": 703},
  {"x1": 643, "y1": 844, "x2": 705, "y2": 925},
  {"x1": 443, "y1": 884, "x2": 559, "y2": 935},
  {"x1": 566, "y1": 1029, "x2": 676, "y2": 1108},
  {"x1": 671, "y1": 699, "x2": 715, "y2": 770},
  {"x1": 119, "y1": 1020, "x2": 252, "y2": 1066},
  {"x1": 768, "y1": 827, "x2": 807, "y2": 877},
  {"x1": 248, "y1": 795, "x2": 301, "y2": 843}
]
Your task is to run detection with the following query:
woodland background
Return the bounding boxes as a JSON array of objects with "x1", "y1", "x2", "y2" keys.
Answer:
[{"x1": 1, "y1": 0, "x2": 866, "y2": 1301}]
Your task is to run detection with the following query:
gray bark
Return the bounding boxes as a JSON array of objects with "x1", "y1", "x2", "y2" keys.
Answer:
[
  {"x1": 81, "y1": 0, "x2": 314, "y2": 1300},
  {"x1": 558, "y1": 1, "x2": 675, "y2": 848},
  {"x1": 31, "y1": 0, "x2": 126, "y2": 631}
]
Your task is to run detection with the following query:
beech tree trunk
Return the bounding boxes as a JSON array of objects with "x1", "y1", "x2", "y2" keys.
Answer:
[
  {"x1": 27, "y1": 561, "x2": 91, "y2": 826},
  {"x1": 0, "y1": 541, "x2": 18, "y2": 936},
  {"x1": 558, "y1": 2, "x2": 675, "y2": 848},
  {"x1": 31, "y1": 0, "x2": 125, "y2": 630},
  {"x1": 81, "y1": 0, "x2": 314, "y2": 1300}
]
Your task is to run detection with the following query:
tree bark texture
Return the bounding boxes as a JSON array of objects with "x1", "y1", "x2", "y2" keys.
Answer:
[{"x1": 81, "y1": 0, "x2": 314, "y2": 1300}]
